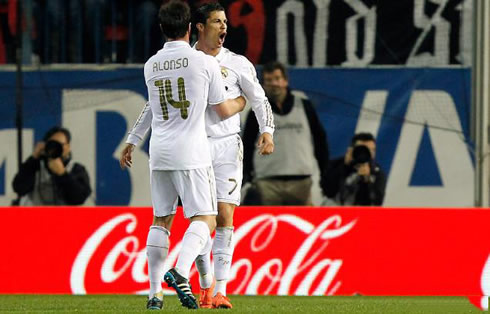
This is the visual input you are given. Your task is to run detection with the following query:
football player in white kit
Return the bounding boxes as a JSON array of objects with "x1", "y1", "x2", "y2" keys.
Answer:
[
  {"x1": 119, "y1": 0, "x2": 247, "y2": 310},
  {"x1": 192, "y1": 2, "x2": 275, "y2": 309}
]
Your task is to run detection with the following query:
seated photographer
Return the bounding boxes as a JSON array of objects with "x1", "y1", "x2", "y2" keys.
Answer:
[
  {"x1": 323, "y1": 133, "x2": 386, "y2": 206},
  {"x1": 12, "y1": 126, "x2": 91, "y2": 205}
]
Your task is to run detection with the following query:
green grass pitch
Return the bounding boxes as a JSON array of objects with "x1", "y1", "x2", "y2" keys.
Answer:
[{"x1": 0, "y1": 295, "x2": 482, "y2": 313}]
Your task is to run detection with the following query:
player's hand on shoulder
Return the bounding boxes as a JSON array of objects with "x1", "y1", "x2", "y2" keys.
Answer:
[
  {"x1": 257, "y1": 132, "x2": 274, "y2": 155},
  {"x1": 120, "y1": 144, "x2": 135, "y2": 169}
]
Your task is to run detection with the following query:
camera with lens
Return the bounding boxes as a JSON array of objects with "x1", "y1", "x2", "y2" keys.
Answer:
[
  {"x1": 351, "y1": 145, "x2": 372, "y2": 166},
  {"x1": 44, "y1": 140, "x2": 63, "y2": 159}
]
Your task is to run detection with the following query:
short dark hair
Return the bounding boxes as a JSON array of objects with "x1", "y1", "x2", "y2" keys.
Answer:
[
  {"x1": 351, "y1": 132, "x2": 375, "y2": 146},
  {"x1": 158, "y1": 0, "x2": 191, "y2": 39},
  {"x1": 262, "y1": 61, "x2": 288, "y2": 81},
  {"x1": 194, "y1": 2, "x2": 225, "y2": 26},
  {"x1": 43, "y1": 126, "x2": 71, "y2": 143}
]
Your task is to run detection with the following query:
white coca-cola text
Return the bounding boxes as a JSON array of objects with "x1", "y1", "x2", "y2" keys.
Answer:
[{"x1": 70, "y1": 213, "x2": 356, "y2": 295}]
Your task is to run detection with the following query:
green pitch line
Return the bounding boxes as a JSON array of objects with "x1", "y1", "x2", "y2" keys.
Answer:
[{"x1": 0, "y1": 295, "x2": 482, "y2": 313}]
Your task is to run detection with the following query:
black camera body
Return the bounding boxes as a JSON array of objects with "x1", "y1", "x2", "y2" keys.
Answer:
[
  {"x1": 351, "y1": 145, "x2": 372, "y2": 166},
  {"x1": 44, "y1": 140, "x2": 63, "y2": 159}
]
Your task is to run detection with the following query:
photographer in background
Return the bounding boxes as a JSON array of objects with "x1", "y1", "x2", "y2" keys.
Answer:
[
  {"x1": 12, "y1": 126, "x2": 91, "y2": 205},
  {"x1": 324, "y1": 133, "x2": 386, "y2": 206}
]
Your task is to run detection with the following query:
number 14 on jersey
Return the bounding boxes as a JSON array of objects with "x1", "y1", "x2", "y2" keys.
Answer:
[{"x1": 155, "y1": 78, "x2": 190, "y2": 120}]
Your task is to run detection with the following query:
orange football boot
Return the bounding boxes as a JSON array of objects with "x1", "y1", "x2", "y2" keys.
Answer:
[
  {"x1": 212, "y1": 292, "x2": 233, "y2": 309},
  {"x1": 199, "y1": 279, "x2": 215, "y2": 309}
]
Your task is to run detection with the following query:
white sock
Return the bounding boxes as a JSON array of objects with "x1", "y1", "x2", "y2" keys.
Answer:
[
  {"x1": 146, "y1": 225, "x2": 170, "y2": 298},
  {"x1": 195, "y1": 234, "x2": 213, "y2": 289},
  {"x1": 212, "y1": 227, "x2": 234, "y2": 296},
  {"x1": 175, "y1": 221, "x2": 210, "y2": 280},
  {"x1": 215, "y1": 280, "x2": 227, "y2": 296},
  {"x1": 196, "y1": 252, "x2": 213, "y2": 289}
]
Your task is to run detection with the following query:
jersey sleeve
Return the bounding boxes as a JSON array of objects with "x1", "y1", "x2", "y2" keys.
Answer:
[
  {"x1": 237, "y1": 57, "x2": 275, "y2": 135},
  {"x1": 206, "y1": 56, "x2": 226, "y2": 106},
  {"x1": 126, "y1": 101, "x2": 152, "y2": 145}
]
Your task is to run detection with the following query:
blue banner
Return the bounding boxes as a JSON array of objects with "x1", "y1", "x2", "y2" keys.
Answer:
[{"x1": 0, "y1": 67, "x2": 473, "y2": 206}]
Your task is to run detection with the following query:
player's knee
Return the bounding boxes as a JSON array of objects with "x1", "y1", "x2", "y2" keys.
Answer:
[
  {"x1": 208, "y1": 217, "x2": 217, "y2": 232},
  {"x1": 217, "y1": 203, "x2": 235, "y2": 227},
  {"x1": 153, "y1": 215, "x2": 174, "y2": 230},
  {"x1": 191, "y1": 215, "x2": 217, "y2": 233},
  {"x1": 216, "y1": 211, "x2": 233, "y2": 227}
]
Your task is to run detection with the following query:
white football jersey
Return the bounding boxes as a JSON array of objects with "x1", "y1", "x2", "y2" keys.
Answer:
[
  {"x1": 127, "y1": 46, "x2": 275, "y2": 147},
  {"x1": 196, "y1": 46, "x2": 275, "y2": 138},
  {"x1": 144, "y1": 41, "x2": 225, "y2": 170}
]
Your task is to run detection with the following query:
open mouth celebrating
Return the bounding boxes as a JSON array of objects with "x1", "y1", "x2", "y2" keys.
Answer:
[{"x1": 218, "y1": 32, "x2": 227, "y2": 45}]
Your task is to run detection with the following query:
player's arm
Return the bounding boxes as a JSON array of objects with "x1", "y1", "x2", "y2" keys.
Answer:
[
  {"x1": 238, "y1": 59, "x2": 275, "y2": 155},
  {"x1": 120, "y1": 101, "x2": 152, "y2": 169},
  {"x1": 256, "y1": 132, "x2": 274, "y2": 155},
  {"x1": 212, "y1": 95, "x2": 247, "y2": 119},
  {"x1": 206, "y1": 55, "x2": 242, "y2": 119}
]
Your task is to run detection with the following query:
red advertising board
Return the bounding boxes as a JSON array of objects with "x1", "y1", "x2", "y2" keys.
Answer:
[{"x1": 0, "y1": 207, "x2": 488, "y2": 308}]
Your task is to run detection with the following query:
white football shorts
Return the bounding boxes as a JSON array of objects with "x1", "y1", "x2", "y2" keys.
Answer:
[
  {"x1": 150, "y1": 166, "x2": 218, "y2": 218},
  {"x1": 209, "y1": 134, "x2": 243, "y2": 206}
]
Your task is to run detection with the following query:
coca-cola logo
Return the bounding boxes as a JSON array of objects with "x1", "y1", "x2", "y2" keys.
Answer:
[
  {"x1": 70, "y1": 213, "x2": 357, "y2": 295},
  {"x1": 231, "y1": 214, "x2": 356, "y2": 295},
  {"x1": 70, "y1": 214, "x2": 147, "y2": 294}
]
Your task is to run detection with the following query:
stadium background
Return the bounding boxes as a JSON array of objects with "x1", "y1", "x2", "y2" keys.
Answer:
[{"x1": 0, "y1": 0, "x2": 488, "y2": 311}]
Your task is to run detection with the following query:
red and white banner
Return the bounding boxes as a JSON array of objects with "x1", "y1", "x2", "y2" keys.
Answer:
[{"x1": 0, "y1": 207, "x2": 488, "y2": 308}]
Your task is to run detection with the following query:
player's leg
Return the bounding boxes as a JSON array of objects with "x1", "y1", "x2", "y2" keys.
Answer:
[
  {"x1": 212, "y1": 202, "x2": 235, "y2": 309},
  {"x1": 165, "y1": 215, "x2": 216, "y2": 309},
  {"x1": 146, "y1": 170, "x2": 178, "y2": 310},
  {"x1": 211, "y1": 135, "x2": 243, "y2": 309},
  {"x1": 164, "y1": 167, "x2": 218, "y2": 309},
  {"x1": 195, "y1": 239, "x2": 214, "y2": 308},
  {"x1": 174, "y1": 215, "x2": 216, "y2": 279},
  {"x1": 194, "y1": 204, "x2": 234, "y2": 309},
  {"x1": 194, "y1": 138, "x2": 220, "y2": 303}
]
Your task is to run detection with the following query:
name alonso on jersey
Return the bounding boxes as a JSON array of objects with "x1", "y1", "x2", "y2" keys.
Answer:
[{"x1": 153, "y1": 58, "x2": 189, "y2": 72}]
